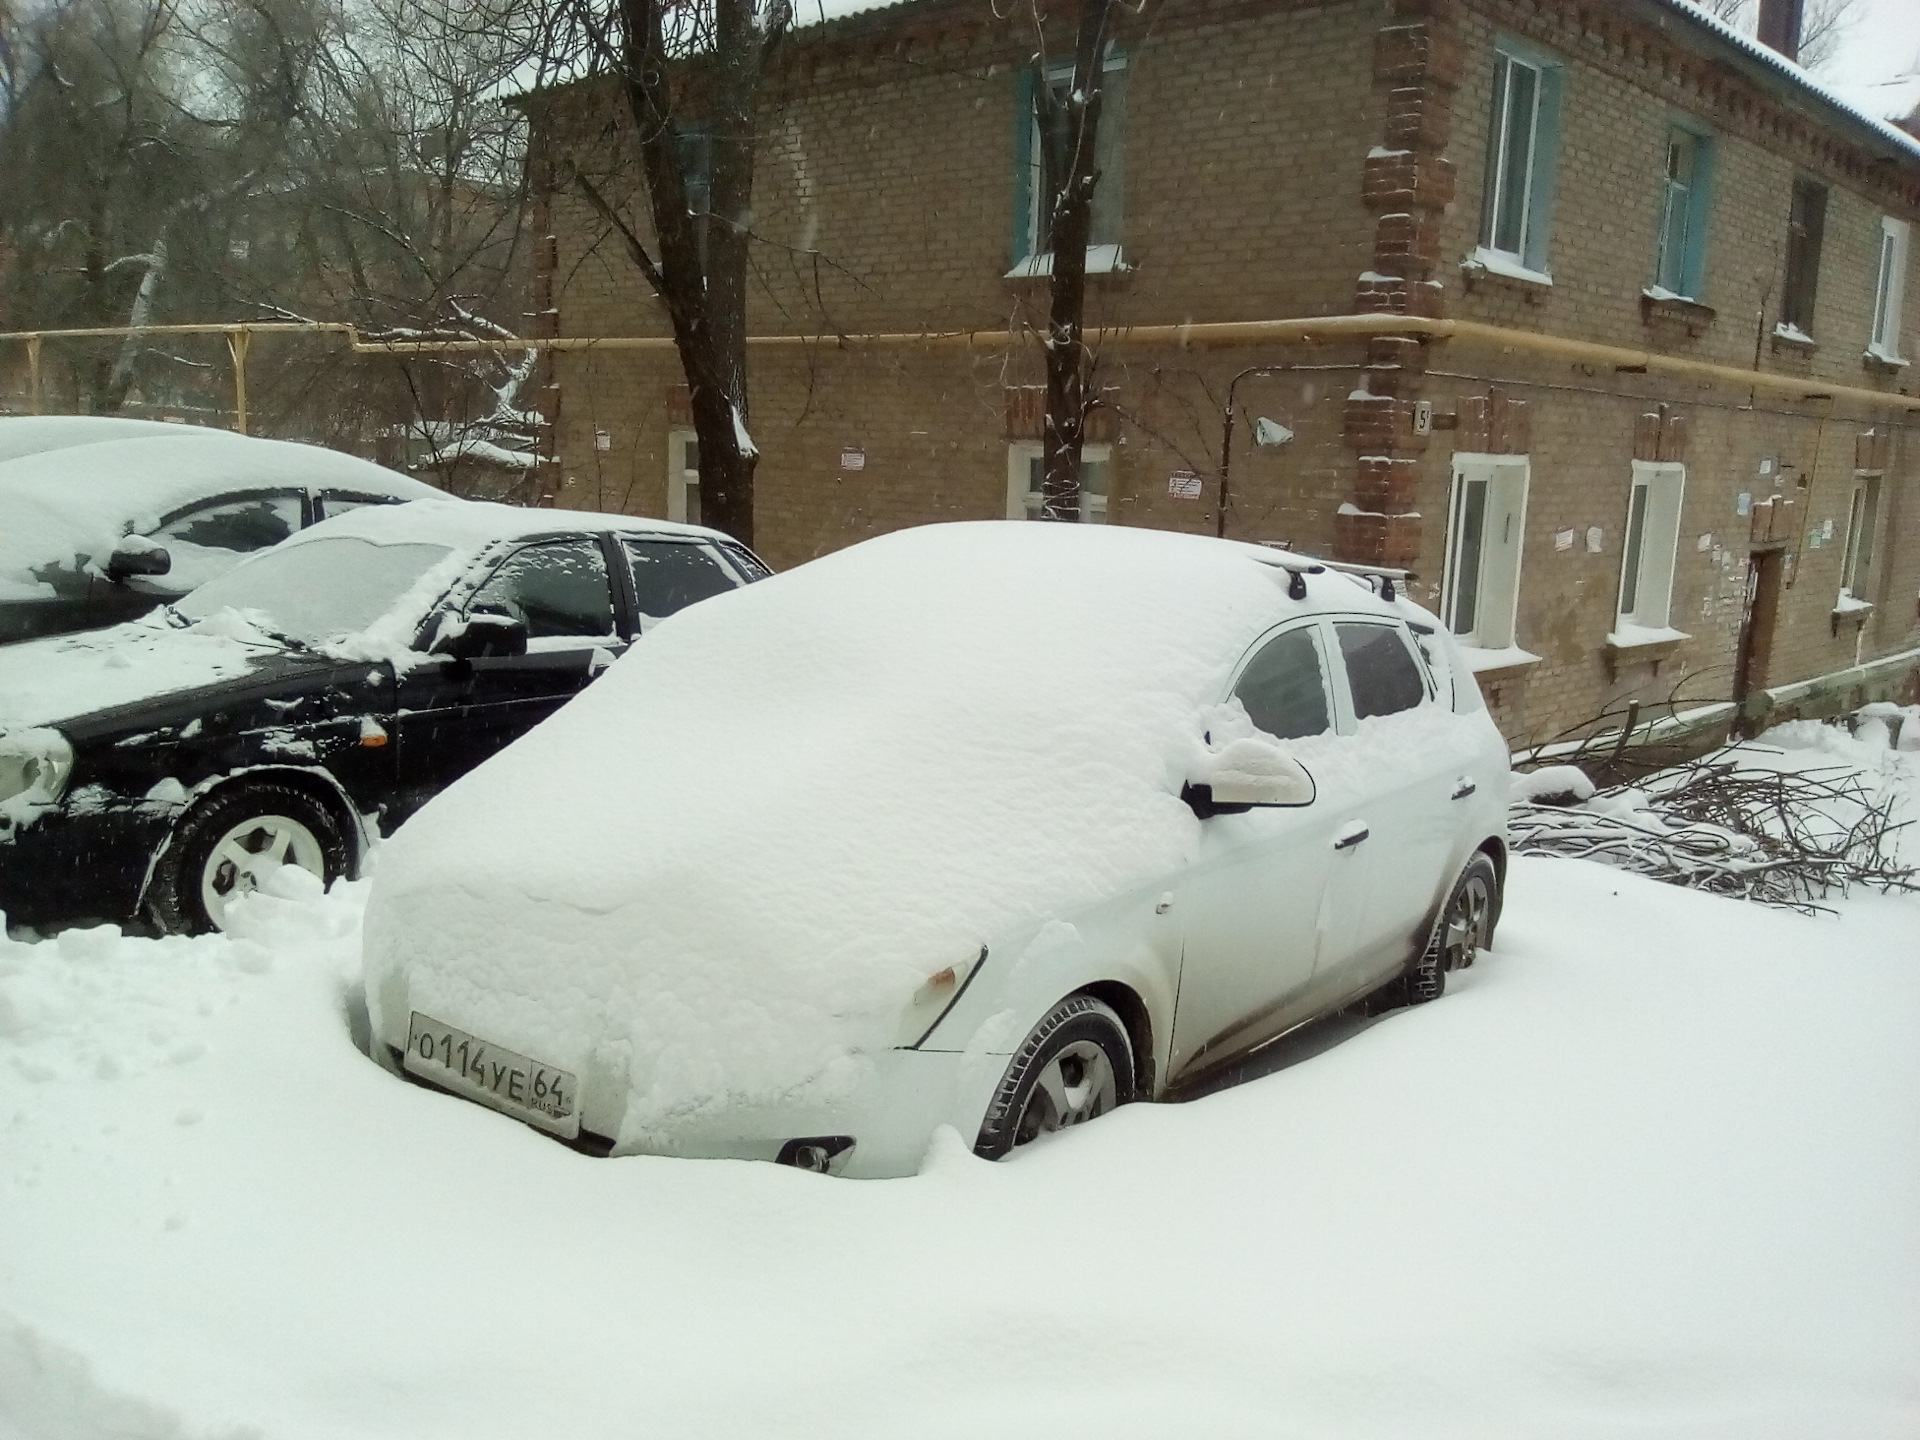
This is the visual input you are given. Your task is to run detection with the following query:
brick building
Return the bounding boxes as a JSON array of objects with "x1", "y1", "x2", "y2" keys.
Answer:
[{"x1": 523, "y1": 0, "x2": 1920, "y2": 747}]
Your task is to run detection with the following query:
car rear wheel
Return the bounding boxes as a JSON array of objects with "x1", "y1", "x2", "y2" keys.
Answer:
[
  {"x1": 1407, "y1": 851, "x2": 1501, "y2": 1004},
  {"x1": 147, "y1": 783, "x2": 349, "y2": 935},
  {"x1": 974, "y1": 995, "x2": 1135, "y2": 1160}
]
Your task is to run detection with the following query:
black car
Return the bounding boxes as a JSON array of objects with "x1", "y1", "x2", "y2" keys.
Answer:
[
  {"x1": 0, "y1": 499, "x2": 768, "y2": 933},
  {"x1": 0, "y1": 418, "x2": 441, "y2": 646}
]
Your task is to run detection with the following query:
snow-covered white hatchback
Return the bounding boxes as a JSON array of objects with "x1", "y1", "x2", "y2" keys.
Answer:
[{"x1": 366, "y1": 522, "x2": 1509, "y2": 1177}]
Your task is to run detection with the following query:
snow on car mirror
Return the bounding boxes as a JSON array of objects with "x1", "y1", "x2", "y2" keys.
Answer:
[
  {"x1": 1183, "y1": 735, "x2": 1316, "y2": 818},
  {"x1": 433, "y1": 610, "x2": 528, "y2": 661},
  {"x1": 105, "y1": 535, "x2": 172, "y2": 582}
]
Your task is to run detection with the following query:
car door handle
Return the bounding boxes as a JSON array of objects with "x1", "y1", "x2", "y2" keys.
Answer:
[
  {"x1": 1332, "y1": 822, "x2": 1370, "y2": 851},
  {"x1": 1450, "y1": 777, "x2": 1477, "y2": 800}
]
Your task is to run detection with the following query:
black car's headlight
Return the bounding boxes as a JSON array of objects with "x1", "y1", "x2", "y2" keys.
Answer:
[{"x1": 0, "y1": 728, "x2": 75, "y2": 813}]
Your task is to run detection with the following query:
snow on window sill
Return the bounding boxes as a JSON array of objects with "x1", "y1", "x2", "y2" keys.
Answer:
[
  {"x1": 1462, "y1": 248, "x2": 1553, "y2": 289},
  {"x1": 1005, "y1": 244, "x2": 1126, "y2": 279},
  {"x1": 1770, "y1": 321, "x2": 1816, "y2": 349},
  {"x1": 1863, "y1": 345, "x2": 1909, "y2": 370},
  {"x1": 1605, "y1": 624, "x2": 1691, "y2": 649},
  {"x1": 1833, "y1": 592, "x2": 1874, "y2": 616},
  {"x1": 1641, "y1": 288, "x2": 1715, "y2": 335},
  {"x1": 1457, "y1": 644, "x2": 1541, "y2": 676}
]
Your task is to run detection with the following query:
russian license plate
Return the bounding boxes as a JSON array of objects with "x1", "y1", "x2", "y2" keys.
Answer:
[{"x1": 403, "y1": 1012, "x2": 580, "y2": 1138}]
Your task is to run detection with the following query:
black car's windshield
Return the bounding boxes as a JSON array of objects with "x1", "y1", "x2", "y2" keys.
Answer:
[{"x1": 174, "y1": 537, "x2": 453, "y2": 645}]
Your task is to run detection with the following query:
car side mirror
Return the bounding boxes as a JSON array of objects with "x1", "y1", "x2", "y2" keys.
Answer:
[
  {"x1": 1184, "y1": 736, "x2": 1316, "y2": 818},
  {"x1": 433, "y1": 611, "x2": 529, "y2": 660},
  {"x1": 106, "y1": 536, "x2": 172, "y2": 582}
]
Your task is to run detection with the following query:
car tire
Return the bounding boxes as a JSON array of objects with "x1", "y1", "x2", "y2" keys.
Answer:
[
  {"x1": 974, "y1": 995, "x2": 1135, "y2": 1160},
  {"x1": 147, "y1": 782, "x2": 350, "y2": 935}
]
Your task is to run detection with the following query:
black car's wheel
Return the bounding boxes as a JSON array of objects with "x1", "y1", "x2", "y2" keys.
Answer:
[
  {"x1": 974, "y1": 995, "x2": 1135, "y2": 1160},
  {"x1": 147, "y1": 783, "x2": 350, "y2": 935}
]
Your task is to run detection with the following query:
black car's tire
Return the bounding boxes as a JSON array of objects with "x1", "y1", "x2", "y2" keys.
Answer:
[
  {"x1": 974, "y1": 995, "x2": 1135, "y2": 1160},
  {"x1": 146, "y1": 782, "x2": 350, "y2": 935}
]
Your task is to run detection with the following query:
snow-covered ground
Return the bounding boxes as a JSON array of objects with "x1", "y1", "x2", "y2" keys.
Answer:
[{"x1": 2, "y1": 732, "x2": 1918, "y2": 1439}]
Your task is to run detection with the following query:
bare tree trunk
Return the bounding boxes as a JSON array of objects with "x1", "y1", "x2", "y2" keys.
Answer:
[
  {"x1": 1035, "y1": 0, "x2": 1114, "y2": 523},
  {"x1": 605, "y1": 0, "x2": 770, "y2": 547}
]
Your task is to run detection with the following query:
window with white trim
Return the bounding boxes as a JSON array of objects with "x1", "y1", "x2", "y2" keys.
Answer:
[
  {"x1": 1841, "y1": 471, "x2": 1883, "y2": 602},
  {"x1": 1442, "y1": 455, "x2": 1529, "y2": 650},
  {"x1": 1870, "y1": 216, "x2": 1909, "y2": 362},
  {"x1": 1012, "y1": 54, "x2": 1125, "y2": 274},
  {"x1": 1616, "y1": 461, "x2": 1685, "y2": 632},
  {"x1": 1007, "y1": 441, "x2": 1109, "y2": 522},
  {"x1": 1475, "y1": 43, "x2": 1562, "y2": 278},
  {"x1": 666, "y1": 428, "x2": 700, "y2": 525}
]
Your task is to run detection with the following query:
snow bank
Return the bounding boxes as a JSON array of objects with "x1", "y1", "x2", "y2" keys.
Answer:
[
  {"x1": 0, "y1": 431, "x2": 436, "y2": 591},
  {"x1": 365, "y1": 523, "x2": 1374, "y2": 1136}
]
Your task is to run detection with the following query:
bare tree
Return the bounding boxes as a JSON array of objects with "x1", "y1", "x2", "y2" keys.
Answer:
[
  {"x1": 1029, "y1": 0, "x2": 1123, "y2": 522},
  {"x1": 487, "y1": 0, "x2": 793, "y2": 544}
]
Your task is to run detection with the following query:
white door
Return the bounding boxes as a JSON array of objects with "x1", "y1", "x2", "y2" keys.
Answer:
[{"x1": 1169, "y1": 621, "x2": 1359, "y2": 1082}]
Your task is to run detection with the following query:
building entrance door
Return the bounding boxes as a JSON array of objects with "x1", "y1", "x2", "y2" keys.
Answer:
[{"x1": 1733, "y1": 548, "x2": 1785, "y2": 733}]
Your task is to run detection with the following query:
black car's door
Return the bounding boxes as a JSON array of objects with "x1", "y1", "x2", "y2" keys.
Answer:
[{"x1": 391, "y1": 535, "x2": 625, "y2": 819}]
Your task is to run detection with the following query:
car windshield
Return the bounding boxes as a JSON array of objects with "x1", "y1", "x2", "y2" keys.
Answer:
[{"x1": 173, "y1": 536, "x2": 453, "y2": 645}]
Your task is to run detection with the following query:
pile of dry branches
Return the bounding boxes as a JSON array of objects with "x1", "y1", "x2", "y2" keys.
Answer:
[{"x1": 1510, "y1": 754, "x2": 1917, "y2": 914}]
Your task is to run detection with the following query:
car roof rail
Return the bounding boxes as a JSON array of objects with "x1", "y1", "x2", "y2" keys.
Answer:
[{"x1": 1251, "y1": 543, "x2": 1416, "y2": 602}]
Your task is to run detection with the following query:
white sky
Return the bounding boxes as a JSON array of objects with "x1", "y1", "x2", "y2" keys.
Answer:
[{"x1": 1824, "y1": 0, "x2": 1920, "y2": 118}]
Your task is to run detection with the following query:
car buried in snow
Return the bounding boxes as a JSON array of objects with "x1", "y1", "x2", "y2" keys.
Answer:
[
  {"x1": 363, "y1": 522, "x2": 1510, "y2": 1178},
  {"x1": 0, "y1": 416, "x2": 444, "y2": 646},
  {"x1": 0, "y1": 499, "x2": 769, "y2": 934}
]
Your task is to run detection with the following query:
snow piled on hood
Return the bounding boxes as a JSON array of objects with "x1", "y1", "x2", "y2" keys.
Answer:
[
  {"x1": 0, "y1": 609, "x2": 282, "y2": 731},
  {"x1": 365, "y1": 522, "x2": 1386, "y2": 1134},
  {"x1": 0, "y1": 430, "x2": 437, "y2": 591}
]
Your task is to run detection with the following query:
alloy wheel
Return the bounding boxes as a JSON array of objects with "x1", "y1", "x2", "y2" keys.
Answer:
[
  {"x1": 1014, "y1": 1038, "x2": 1119, "y2": 1145},
  {"x1": 199, "y1": 813, "x2": 326, "y2": 930}
]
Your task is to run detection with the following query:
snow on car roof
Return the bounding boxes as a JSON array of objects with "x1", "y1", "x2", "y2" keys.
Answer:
[
  {"x1": 290, "y1": 495, "x2": 737, "y2": 551},
  {"x1": 0, "y1": 415, "x2": 211, "y2": 464},
  {"x1": 0, "y1": 431, "x2": 439, "y2": 591},
  {"x1": 365, "y1": 520, "x2": 1406, "y2": 1134}
]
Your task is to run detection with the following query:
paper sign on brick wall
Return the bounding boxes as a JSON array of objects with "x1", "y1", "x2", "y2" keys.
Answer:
[
  {"x1": 840, "y1": 448, "x2": 866, "y2": 471},
  {"x1": 1554, "y1": 529, "x2": 1574, "y2": 552},
  {"x1": 594, "y1": 431, "x2": 611, "y2": 451},
  {"x1": 1168, "y1": 470, "x2": 1203, "y2": 499}
]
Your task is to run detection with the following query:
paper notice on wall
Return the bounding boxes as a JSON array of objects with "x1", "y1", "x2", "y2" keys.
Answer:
[
  {"x1": 840, "y1": 448, "x2": 866, "y2": 471},
  {"x1": 1168, "y1": 470, "x2": 1203, "y2": 499},
  {"x1": 1586, "y1": 526, "x2": 1604, "y2": 553},
  {"x1": 1736, "y1": 492, "x2": 1752, "y2": 516},
  {"x1": 594, "y1": 431, "x2": 611, "y2": 451},
  {"x1": 1696, "y1": 533, "x2": 1714, "y2": 551},
  {"x1": 1554, "y1": 529, "x2": 1575, "y2": 552},
  {"x1": 1821, "y1": 517, "x2": 1835, "y2": 541}
]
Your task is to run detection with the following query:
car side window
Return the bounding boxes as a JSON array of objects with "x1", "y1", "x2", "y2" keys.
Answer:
[
  {"x1": 318, "y1": 492, "x2": 400, "y2": 520},
  {"x1": 623, "y1": 539, "x2": 740, "y2": 624},
  {"x1": 151, "y1": 493, "x2": 302, "y2": 553},
  {"x1": 1336, "y1": 622, "x2": 1428, "y2": 720},
  {"x1": 467, "y1": 538, "x2": 615, "y2": 640},
  {"x1": 1232, "y1": 627, "x2": 1332, "y2": 740}
]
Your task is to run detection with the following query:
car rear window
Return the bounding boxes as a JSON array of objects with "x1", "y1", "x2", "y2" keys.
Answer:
[
  {"x1": 1232, "y1": 627, "x2": 1331, "y2": 740},
  {"x1": 1336, "y1": 622, "x2": 1428, "y2": 719}
]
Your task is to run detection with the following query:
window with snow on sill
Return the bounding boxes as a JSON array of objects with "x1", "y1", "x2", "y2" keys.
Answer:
[{"x1": 1006, "y1": 244, "x2": 1126, "y2": 279}]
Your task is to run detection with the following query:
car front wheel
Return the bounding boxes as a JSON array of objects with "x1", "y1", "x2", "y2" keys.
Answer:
[
  {"x1": 147, "y1": 782, "x2": 349, "y2": 934},
  {"x1": 974, "y1": 995, "x2": 1135, "y2": 1160}
]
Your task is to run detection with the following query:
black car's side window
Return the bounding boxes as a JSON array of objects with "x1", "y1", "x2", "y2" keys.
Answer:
[
  {"x1": 1337, "y1": 622, "x2": 1428, "y2": 720},
  {"x1": 1232, "y1": 627, "x2": 1332, "y2": 740},
  {"x1": 467, "y1": 539, "x2": 615, "y2": 640},
  {"x1": 623, "y1": 539, "x2": 739, "y2": 625},
  {"x1": 152, "y1": 493, "x2": 302, "y2": 553}
]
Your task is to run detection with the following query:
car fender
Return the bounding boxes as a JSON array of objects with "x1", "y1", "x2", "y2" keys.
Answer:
[
  {"x1": 914, "y1": 874, "x2": 1183, "y2": 1099},
  {"x1": 134, "y1": 761, "x2": 376, "y2": 912}
]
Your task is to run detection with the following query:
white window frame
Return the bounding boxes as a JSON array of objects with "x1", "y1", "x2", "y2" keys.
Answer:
[
  {"x1": 1441, "y1": 455, "x2": 1530, "y2": 650},
  {"x1": 1870, "y1": 216, "x2": 1910, "y2": 363},
  {"x1": 1841, "y1": 471, "x2": 1884, "y2": 602},
  {"x1": 1006, "y1": 441, "x2": 1110, "y2": 523},
  {"x1": 666, "y1": 427, "x2": 699, "y2": 524},
  {"x1": 1474, "y1": 44, "x2": 1559, "y2": 280},
  {"x1": 1616, "y1": 461, "x2": 1686, "y2": 632}
]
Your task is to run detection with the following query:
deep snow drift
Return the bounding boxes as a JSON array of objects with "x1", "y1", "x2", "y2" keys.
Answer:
[{"x1": 3, "y1": 730, "x2": 1917, "y2": 1439}]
